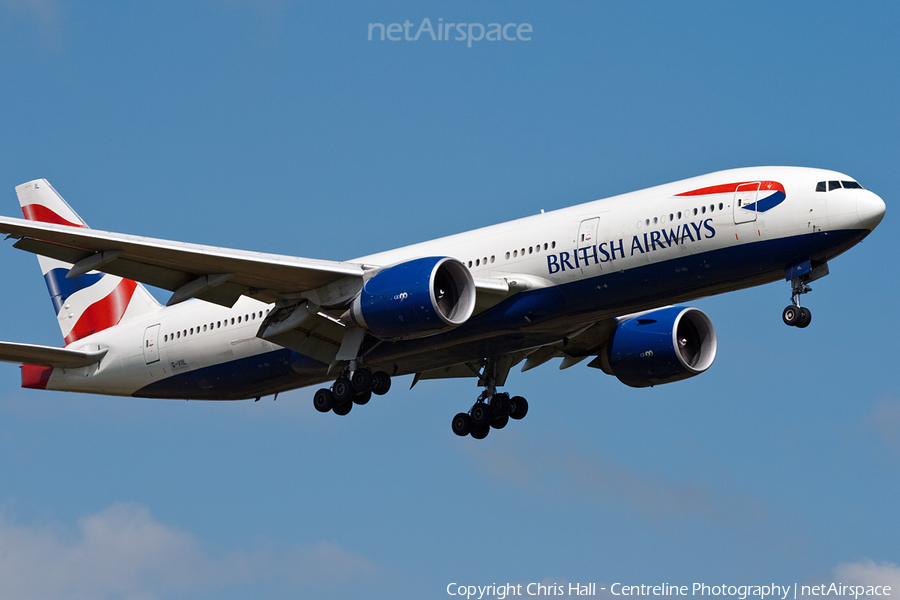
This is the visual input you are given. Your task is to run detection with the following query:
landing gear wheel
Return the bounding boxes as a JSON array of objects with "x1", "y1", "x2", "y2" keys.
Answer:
[
  {"x1": 371, "y1": 371, "x2": 392, "y2": 396},
  {"x1": 332, "y1": 400, "x2": 353, "y2": 416},
  {"x1": 509, "y1": 396, "x2": 529, "y2": 420},
  {"x1": 313, "y1": 388, "x2": 334, "y2": 413},
  {"x1": 351, "y1": 368, "x2": 373, "y2": 393},
  {"x1": 797, "y1": 307, "x2": 812, "y2": 329},
  {"x1": 491, "y1": 414, "x2": 509, "y2": 430},
  {"x1": 470, "y1": 426, "x2": 490, "y2": 440},
  {"x1": 471, "y1": 403, "x2": 491, "y2": 428},
  {"x1": 452, "y1": 412, "x2": 473, "y2": 437},
  {"x1": 782, "y1": 305, "x2": 802, "y2": 327},
  {"x1": 489, "y1": 392, "x2": 511, "y2": 417},
  {"x1": 353, "y1": 390, "x2": 372, "y2": 405},
  {"x1": 332, "y1": 377, "x2": 354, "y2": 403}
]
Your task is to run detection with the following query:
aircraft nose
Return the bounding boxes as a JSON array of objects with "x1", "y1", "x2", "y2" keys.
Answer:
[{"x1": 857, "y1": 190, "x2": 886, "y2": 231}]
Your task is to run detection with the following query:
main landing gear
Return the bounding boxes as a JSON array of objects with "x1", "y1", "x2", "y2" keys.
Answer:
[
  {"x1": 313, "y1": 368, "x2": 392, "y2": 416},
  {"x1": 449, "y1": 355, "x2": 529, "y2": 440},
  {"x1": 451, "y1": 392, "x2": 529, "y2": 440}
]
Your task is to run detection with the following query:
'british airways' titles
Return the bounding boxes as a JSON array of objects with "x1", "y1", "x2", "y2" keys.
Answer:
[{"x1": 547, "y1": 218, "x2": 716, "y2": 274}]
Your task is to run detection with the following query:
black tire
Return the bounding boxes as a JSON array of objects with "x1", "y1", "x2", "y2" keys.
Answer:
[
  {"x1": 332, "y1": 400, "x2": 353, "y2": 416},
  {"x1": 471, "y1": 426, "x2": 490, "y2": 440},
  {"x1": 797, "y1": 307, "x2": 812, "y2": 328},
  {"x1": 351, "y1": 368, "x2": 373, "y2": 393},
  {"x1": 353, "y1": 390, "x2": 372, "y2": 405},
  {"x1": 509, "y1": 396, "x2": 529, "y2": 420},
  {"x1": 491, "y1": 414, "x2": 509, "y2": 430},
  {"x1": 782, "y1": 305, "x2": 801, "y2": 327},
  {"x1": 332, "y1": 377, "x2": 354, "y2": 403},
  {"x1": 371, "y1": 371, "x2": 392, "y2": 396},
  {"x1": 471, "y1": 402, "x2": 491, "y2": 428},
  {"x1": 313, "y1": 388, "x2": 334, "y2": 413},
  {"x1": 452, "y1": 412, "x2": 472, "y2": 436},
  {"x1": 489, "y1": 392, "x2": 511, "y2": 417}
]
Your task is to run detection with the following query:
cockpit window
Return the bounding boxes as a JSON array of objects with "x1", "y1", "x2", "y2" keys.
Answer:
[{"x1": 817, "y1": 180, "x2": 863, "y2": 192}]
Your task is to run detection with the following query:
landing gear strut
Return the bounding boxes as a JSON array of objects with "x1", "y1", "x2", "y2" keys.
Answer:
[
  {"x1": 782, "y1": 278, "x2": 813, "y2": 329},
  {"x1": 312, "y1": 367, "x2": 391, "y2": 416}
]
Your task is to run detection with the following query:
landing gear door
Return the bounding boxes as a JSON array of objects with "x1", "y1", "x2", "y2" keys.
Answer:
[
  {"x1": 143, "y1": 324, "x2": 160, "y2": 364},
  {"x1": 734, "y1": 182, "x2": 759, "y2": 224}
]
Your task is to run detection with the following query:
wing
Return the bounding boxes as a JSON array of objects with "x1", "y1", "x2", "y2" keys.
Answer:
[
  {"x1": 0, "y1": 216, "x2": 519, "y2": 310},
  {"x1": 412, "y1": 317, "x2": 620, "y2": 383},
  {"x1": 0, "y1": 215, "x2": 367, "y2": 308},
  {"x1": 0, "y1": 215, "x2": 529, "y2": 369},
  {"x1": 0, "y1": 341, "x2": 107, "y2": 368}
]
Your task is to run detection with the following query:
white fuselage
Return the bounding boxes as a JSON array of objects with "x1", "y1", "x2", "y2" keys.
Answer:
[{"x1": 45, "y1": 167, "x2": 884, "y2": 399}]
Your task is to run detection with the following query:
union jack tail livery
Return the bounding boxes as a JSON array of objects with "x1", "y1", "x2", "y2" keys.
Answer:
[{"x1": 15, "y1": 180, "x2": 161, "y2": 346}]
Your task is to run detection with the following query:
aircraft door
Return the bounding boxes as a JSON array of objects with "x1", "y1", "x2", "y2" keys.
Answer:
[
  {"x1": 577, "y1": 218, "x2": 600, "y2": 268},
  {"x1": 577, "y1": 218, "x2": 599, "y2": 247},
  {"x1": 733, "y1": 182, "x2": 759, "y2": 224},
  {"x1": 143, "y1": 324, "x2": 160, "y2": 364}
]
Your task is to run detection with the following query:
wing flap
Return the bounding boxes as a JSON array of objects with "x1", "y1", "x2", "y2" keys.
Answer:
[{"x1": 0, "y1": 341, "x2": 107, "y2": 368}]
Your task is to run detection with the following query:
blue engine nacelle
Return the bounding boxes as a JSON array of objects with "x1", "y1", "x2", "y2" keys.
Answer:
[
  {"x1": 348, "y1": 257, "x2": 476, "y2": 341},
  {"x1": 599, "y1": 306, "x2": 717, "y2": 388}
]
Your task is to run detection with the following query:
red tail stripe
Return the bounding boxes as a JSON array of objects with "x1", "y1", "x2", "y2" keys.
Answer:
[
  {"x1": 21, "y1": 204, "x2": 86, "y2": 228},
  {"x1": 64, "y1": 278, "x2": 138, "y2": 345}
]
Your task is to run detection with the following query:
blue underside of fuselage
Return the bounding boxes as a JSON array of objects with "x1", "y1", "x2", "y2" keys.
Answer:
[{"x1": 134, "y1": 228, "x2": 867, "y2": 400}]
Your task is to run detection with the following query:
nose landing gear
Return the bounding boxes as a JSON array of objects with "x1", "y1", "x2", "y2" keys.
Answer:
[
  {"x1": 782, "y1": 277, "x2": 814, "y2": 329},
  {"x1": 782, "y1": 261, "x2": 829, "y2": 329},
  {"x1": 782, "y1": 304, "x2": 812, "y2": 328}
]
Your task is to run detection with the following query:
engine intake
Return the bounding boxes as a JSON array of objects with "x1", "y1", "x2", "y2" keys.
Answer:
[
  {"x1": 601, "y1": 306, "x2": 717, "y2": 388},
  {"x1": 349, "y1": 257, "x2": 476, "y2": 341}
]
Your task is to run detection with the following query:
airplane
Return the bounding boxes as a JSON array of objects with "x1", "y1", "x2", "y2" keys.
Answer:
[{"x1": 0, "y1": 167, "x2": 886, "y2": 439}]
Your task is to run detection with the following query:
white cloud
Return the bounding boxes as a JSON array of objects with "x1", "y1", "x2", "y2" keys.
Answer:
[
  {"x1": 834, "y1": 559, "x2": 900, "y2": 589},
  {"x1": 469, "y1": 433, "x2": 764, "y2": 525},
  {"x1": 865, "y1": 397, "x2": 900, "y2": 455},
  {"x1": 0, "y1": 503, "x2": 381, "y2": 600},
  {"x1": 0, "y1": 0, "x2": 64, "y2": 46}
]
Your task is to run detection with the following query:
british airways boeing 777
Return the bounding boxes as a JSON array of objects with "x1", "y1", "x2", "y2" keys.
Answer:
[{"x1": 0, "y1": 167, "x2": 886, "y2": 438}]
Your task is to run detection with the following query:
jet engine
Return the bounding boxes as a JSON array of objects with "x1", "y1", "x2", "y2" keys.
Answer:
[
  {"x1": 597, "y1": 306, "x2": 717, "y2": 388},
  {"x1": 348, "y1": 257, "x2": 476, "y2": 341}
]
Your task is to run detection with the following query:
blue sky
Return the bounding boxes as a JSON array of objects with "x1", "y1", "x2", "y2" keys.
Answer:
[{"x1": 0, "y1": 1, "x2": 898, "y2": 599}]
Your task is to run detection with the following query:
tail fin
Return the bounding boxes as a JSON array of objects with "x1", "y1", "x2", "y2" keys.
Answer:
[{"x1": 15, "y1": 179, "x2": 162, "y2": 346}]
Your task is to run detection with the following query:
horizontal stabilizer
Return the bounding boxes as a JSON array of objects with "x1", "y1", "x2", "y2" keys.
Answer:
[{"x1": 0, "y1": 341, "x2": 107, "y2": 368}]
